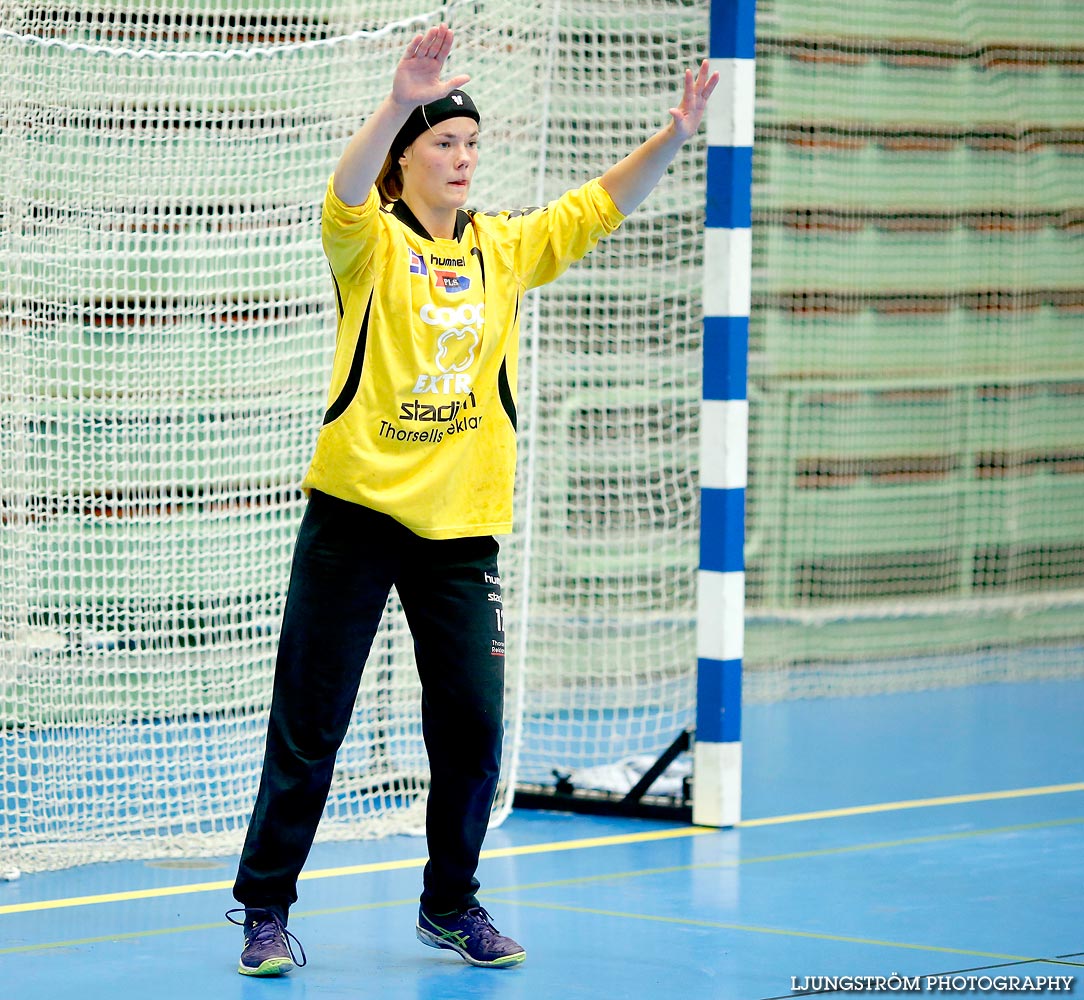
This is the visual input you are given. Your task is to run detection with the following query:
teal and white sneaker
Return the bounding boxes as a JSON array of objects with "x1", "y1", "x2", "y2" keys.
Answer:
[
  {"x1": 226, "y1": 908, "x2": 307, "y2": 977},
  {"x1": 416, "y1": 905, "x2": 526, "y2": 968}
]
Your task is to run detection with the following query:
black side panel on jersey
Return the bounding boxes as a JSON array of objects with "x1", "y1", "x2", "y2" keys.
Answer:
[
  {"x1": 497, "y1": 358, "x2": 517, "y2": 432},
  {"x1": 330, "y1": 264, "x2": 344, "y2": 319},
  {"x1": 470, "y1": 245, "x2": 485, "y2": 289},
  {"x1": 496, "y1": 293, "x2": 519, "y2": 431},
  {"x1": 322, "y1": 290, "x2": 373, "y2": 425}
]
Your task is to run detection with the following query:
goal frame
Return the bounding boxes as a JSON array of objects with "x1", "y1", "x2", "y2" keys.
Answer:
[{"x1": 512, "y1": 0, "x2": 753, "y2": 828}]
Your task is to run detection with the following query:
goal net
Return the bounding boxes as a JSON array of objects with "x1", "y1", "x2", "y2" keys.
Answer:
[
  {"x1": 747, "y1": 0, "x2": 1084, "y2": 698},
  {"x1": 0, "y1": 0, "x2": 710, "y2": 873}
]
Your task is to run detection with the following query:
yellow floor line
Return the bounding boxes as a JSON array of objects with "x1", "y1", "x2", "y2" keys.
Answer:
[
  {"x1": 3, "y1": 816, "x2": 1081, "y2": 957},
  {"x1": 479, "y1": 902, "x2": 1084, "y2": 973},
  {"x1": 478, "y1": 816, "x2": 1084, "y2": 895},
  {"x1": 737, "y1": 781, "x2": 1084, "y2": 828},
  {"x1": 483, "y1": 898, "x2": 1040, "y2": 964},
  {"x1": 1, "y1": 780, "x2": 1080, "y2": 917}
]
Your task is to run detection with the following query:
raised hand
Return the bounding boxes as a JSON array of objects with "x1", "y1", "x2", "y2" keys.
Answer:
[
  {"x1": 597, "y1": 56, "x2": 721, "y2": 214},
  {"x1": 391, "y1": 24, "x2": 472, "y2": 109},
  {"x1": 668, "y1": 59, "x2": 720, "y2": 142}
]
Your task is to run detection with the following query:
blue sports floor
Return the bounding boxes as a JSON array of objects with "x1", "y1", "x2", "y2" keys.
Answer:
[{"x1": 2, "y1": 678, "x2": 1082, "y2": 999}]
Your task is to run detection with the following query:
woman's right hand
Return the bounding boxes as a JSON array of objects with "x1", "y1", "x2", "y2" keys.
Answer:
[
  {"x1": 391, "y1": 24, "x2": 471, "y2": 109},
  {"x1": 332, "y1": 23, "x2": 471, "y2": 205}
]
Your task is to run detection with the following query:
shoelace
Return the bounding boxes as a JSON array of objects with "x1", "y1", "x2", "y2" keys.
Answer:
[
  {"x1": 225, "y1": 907, "x2": 308, "y2": 968},
  {"x1": 462, "y1": 906, "x2": 503, "y2": 942}
]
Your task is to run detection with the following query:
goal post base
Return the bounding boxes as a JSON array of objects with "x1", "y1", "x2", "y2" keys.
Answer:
[
  {"x1": 691, "y1": 738, "x2": 742, "y2": 828},
  {"x1": 513, "y1": 729, "x2": 694, "y2": 822}
]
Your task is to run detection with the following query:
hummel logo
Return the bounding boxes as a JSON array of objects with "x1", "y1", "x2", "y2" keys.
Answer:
[{"x1": 452, "y1": 94, "x2": 463, "y2": 105}]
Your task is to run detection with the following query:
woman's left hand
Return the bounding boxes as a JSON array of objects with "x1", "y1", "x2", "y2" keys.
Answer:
[{"x1": 668, "y1": 60, "x2": 720, "y2": 142}]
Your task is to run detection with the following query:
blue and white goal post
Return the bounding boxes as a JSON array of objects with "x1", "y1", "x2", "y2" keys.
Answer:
[{"x1": 694, "y1": 0, "x2": 755, "y2": 828}]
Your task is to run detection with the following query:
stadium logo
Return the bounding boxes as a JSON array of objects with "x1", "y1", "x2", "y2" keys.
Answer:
[{"x1": 399, "y1": 393, "x2": 477, "y2": 423}]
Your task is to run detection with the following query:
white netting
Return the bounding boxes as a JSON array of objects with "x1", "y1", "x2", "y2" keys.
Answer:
[
  {"x1": 746, "y1": 0, "x2": 1084, "y2": 698},
  {"x1": 0, "y1": 0, "x2": 710, "y2": 872}
]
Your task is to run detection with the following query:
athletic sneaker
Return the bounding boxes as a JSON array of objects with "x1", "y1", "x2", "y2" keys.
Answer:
[
  {"x1": 416, "y1": 905, "x2": 526, "y2": 968},
  {"x1": 225, "y1": 907, "x2": 307, "y2": 977}
]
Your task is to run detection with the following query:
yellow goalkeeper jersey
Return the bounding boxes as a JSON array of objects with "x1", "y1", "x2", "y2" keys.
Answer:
[{"x1": 301, "y1": 176, "x2": 625, "y2": 539}]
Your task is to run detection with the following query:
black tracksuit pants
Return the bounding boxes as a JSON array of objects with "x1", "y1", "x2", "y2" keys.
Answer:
[{"x1": 233, "y1": 490, "x2": 506, "y2": 922}]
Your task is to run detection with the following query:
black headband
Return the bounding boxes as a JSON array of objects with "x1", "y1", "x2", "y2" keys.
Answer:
[{"x1": 390, "y1": 90, "x2": 481, "y2": 162}]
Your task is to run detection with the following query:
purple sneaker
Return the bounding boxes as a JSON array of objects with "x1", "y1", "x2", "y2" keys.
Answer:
[
  {"x1": 226, "y1": 908, "x2": 307, "y2": 977},
  {"x1": 416, "y1": 905, "x2": 526, "y2": 968}
]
